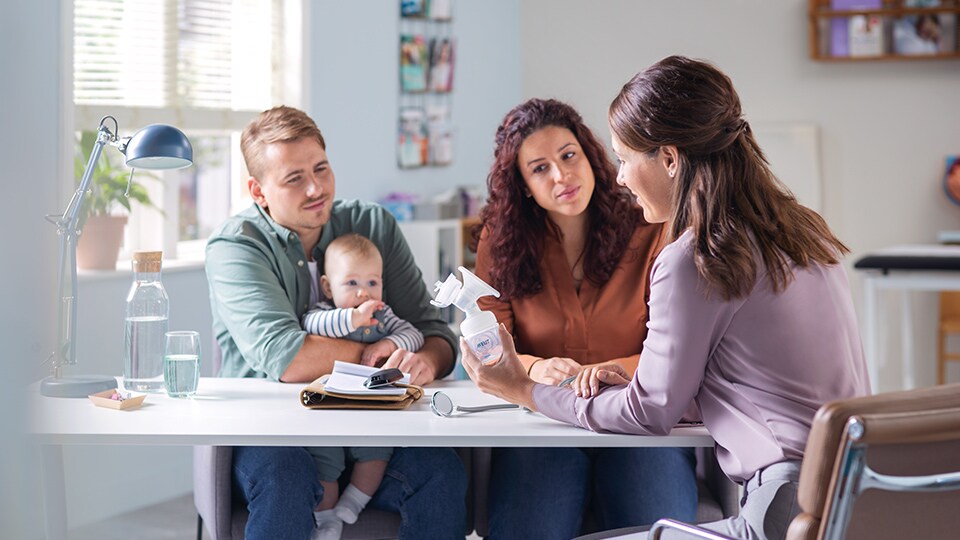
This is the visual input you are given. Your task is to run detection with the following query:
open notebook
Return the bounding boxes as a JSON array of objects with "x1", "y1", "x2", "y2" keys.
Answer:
[{"x1": 322, "y1": 361, "x2": 411, "y2": 396}]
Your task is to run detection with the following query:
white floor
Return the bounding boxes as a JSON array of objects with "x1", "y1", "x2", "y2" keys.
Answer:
[
  {"x1": 67, "y1": 494, "x2": 483, "y2": 539},
  {"x1": 68, "y1": 494, "x2": 205, "y2": 540}
]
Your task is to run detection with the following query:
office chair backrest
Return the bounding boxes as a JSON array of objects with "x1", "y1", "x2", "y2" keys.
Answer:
[
  {"x1": 788, "y1": 383, "x2": 960, "y2": 540},
  {"x1": 941, "y1": 291, "x2": 960, "y2": 321}
]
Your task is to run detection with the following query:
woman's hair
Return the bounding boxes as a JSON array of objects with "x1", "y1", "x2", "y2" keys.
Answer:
[
  {"x1": 476, "y1": 98, "x2": 640, "y2": 300},
  {"x1": 241, "y1": 106, "x2": 326, "y2": 179},
  {"x1": 609, "y1": 56, "x2": 848, "y2": 300}
]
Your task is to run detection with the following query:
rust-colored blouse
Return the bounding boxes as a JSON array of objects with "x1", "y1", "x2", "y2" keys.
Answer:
[{"x1": 475, "y1": 216, "x2": 665, "y2": 375}]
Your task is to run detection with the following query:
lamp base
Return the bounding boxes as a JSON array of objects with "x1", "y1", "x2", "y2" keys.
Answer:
[{"x1": 40, "y1": 374, "x2": 116, "y2": 398}]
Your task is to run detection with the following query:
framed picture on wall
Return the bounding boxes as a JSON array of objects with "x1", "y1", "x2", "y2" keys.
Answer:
[
  {"x1": 400, "y1": 34, "x2": 428, "y2": 92},
  {"x1": 429, "y1": 0, "x2": 452, "y2": 20},
  {"x1": 894, "y1": 0, "x2": 957, "y2": 55},
  {"x1": 945, "y1": 155, "x2": 960, "y2": 205},
  {"x1": 427, "y1": 104, "x2": 453, "y2": 166},
  {"x1": 398, "y1": 108, "x2": 427, "y2": 168},
  {"x1": 428, "y1": 37, "x2": 454, "y2": 92},
  {"x1": 401, "y1": 0, "x2": 425, "y2": 18}
]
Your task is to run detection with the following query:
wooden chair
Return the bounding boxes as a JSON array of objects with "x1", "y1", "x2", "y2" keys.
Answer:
[
  {"x1": 648, "y1": 383, "x2": 960, "y2": 539},
  {"x1": 937, "y1": 291, "x2": 960, "y2": 384}
]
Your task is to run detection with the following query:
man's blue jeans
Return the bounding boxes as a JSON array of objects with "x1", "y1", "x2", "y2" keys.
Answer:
[
  {"x1": 488, "y1": 447, "x2": 698, "y2": 539},
  {"x1": 233, "y1": 446, "x2": 467, "y2": 539}
]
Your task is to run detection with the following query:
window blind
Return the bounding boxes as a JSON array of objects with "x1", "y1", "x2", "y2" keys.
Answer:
[{"x1": 74, "y1": 0, "x2": 288, "y2": 131}]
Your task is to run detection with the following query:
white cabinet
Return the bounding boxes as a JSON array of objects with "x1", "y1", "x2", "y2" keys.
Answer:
[{"x1": 398, "y1": 219, "x2": 464, "y2": 288}]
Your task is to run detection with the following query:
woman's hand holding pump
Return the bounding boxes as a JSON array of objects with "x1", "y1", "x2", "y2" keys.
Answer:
[
  {"x1": 461, "y1": 323, "x2": 632, "y2": 406},
  {"x1": 460, "y1": 324, "x2": 538, "y2": 412}
]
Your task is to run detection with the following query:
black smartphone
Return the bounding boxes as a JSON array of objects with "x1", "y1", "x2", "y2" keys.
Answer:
[{"x1": 364, "y1": 368, "x2": 404, "y2": 389}]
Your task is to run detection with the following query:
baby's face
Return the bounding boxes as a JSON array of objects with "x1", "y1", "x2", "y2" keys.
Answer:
[{"x1": 323, "y1": 252, "x2": 384, "y2": 309}]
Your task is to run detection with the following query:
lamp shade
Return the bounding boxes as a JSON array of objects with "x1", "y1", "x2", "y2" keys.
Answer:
[{"x1": 123, "y1": 124, "x2": 194, "y2": 169}]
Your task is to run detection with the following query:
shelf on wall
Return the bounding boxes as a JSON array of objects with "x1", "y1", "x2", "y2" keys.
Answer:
[{"x1": 808, "y1": 0, "x2": 960, "y2": 61}]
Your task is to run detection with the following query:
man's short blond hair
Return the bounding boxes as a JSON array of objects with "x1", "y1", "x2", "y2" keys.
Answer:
[
  {"x1": 240, "y1": 106, "x2": 326, "y2": 179},
  {"x1": 324, "y1": 233, "x2": 382, "y2": 274}
]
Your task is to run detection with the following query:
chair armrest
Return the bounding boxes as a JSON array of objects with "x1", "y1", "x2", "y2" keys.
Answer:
[{"x1": 650, "y1": 519, "x2": 736, "y2": 540}]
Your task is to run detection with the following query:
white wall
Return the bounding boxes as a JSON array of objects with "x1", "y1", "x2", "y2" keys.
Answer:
[
  {"x1": 6, "y1": 0, "x2": 216, "y2": 524},
  {"x1": 1, "y1": 0, "x2": 62, "y2": 537},
  {"x1": 308, "y1": 0, "x2": 522, "y2": 203},
  {"x1": 520, "y1": 0, "x2": 960, "y2": 391}
]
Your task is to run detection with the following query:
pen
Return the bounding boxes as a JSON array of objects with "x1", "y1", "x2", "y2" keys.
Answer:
[{"x1": 558, "y1": 375, "x2": 577, "y2": 387}]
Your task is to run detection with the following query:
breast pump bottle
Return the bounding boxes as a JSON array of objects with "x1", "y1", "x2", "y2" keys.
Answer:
[{"x1": 431, "y1": 266, "x2": 503, "y2": 364}]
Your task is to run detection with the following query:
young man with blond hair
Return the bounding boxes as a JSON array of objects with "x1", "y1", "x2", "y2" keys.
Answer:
[{"x1": 206, "y1": 106, "x2": 465, "y2": 539}]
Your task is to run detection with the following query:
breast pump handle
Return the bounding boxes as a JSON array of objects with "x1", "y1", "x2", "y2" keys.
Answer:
[
  {"x1": 431, "y1": 267, "x2": 504, "y2": 365},
  {"x1": 430, "y1": 266, "x2": 500, "y2": 314}
]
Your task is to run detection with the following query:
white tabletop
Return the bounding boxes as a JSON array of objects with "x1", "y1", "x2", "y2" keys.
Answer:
[{"x1": 31, "y1": 378, "x2": 712, "y2": 448}]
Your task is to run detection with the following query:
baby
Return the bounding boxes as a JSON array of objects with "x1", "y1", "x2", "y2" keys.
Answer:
[{"x1": 301, "y1": 233, "x2": 424, "y2": 539}]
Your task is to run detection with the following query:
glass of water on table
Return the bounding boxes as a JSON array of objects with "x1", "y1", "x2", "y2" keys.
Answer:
[{"x1": 164, "y1": 331, "x2": 200, "y2": 397}]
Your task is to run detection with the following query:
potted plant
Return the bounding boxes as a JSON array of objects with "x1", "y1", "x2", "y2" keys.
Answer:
[{"x1": 75, "y1": 130, "x2": 162, "y2": 270}]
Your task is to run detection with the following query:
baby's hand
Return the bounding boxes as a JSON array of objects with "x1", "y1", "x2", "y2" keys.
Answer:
[
  {"x1": 361, "y1": 339, "x2": 399, "y2": 367},
  {"x1": 351, "y1": 299, "x2": 385, "y2": 329}
]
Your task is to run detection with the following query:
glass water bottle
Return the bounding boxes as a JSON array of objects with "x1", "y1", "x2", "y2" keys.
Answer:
[{"x1": 123, "y1": 251, "x2": 169, "y2": 392}]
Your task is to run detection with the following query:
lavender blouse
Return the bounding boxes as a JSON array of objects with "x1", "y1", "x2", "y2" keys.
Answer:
[{"x1": 534, "y1": 230, "x2": 870, "y2": 483}]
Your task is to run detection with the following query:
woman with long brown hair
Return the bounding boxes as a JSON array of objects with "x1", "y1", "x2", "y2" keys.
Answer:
[
  {"x1": 463, "y1": 58, "x2": 869, "y2": 539},
  {"x1": 473, "y1": 98, "x2": 698, "y2": 538}
]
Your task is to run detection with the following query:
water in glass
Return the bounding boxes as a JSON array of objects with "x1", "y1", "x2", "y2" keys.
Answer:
[{"x1": 164, "y1": 330, "x2": 200, "y2": 397}]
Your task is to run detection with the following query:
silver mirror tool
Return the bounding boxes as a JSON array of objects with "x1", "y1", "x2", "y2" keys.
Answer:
[{"x1": 429, "y1": 391, "x2": 520, "y2": 417}]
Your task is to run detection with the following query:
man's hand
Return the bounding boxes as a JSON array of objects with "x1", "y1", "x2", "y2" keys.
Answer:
[
  {"x1": 351, "y1": 299, "x2": 385, "y2": 329},
  {"x1": 360, "y1": 339, "x2": 399, "y2": 367},
  {"x1": 380, "y1": 348, "x2": 437, "y2": 386},
  {"x1": 528, "y1": 356, "x2": 581, "y2": 385}
]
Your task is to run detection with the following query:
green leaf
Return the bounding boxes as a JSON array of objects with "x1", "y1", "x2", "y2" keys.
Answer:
[{"x1": 74, "y1": 130, "x2": 163, "y2": 221}]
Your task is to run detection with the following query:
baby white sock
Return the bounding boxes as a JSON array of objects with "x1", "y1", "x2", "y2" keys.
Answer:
[
  {"x1": 334, "y1": 483, "x2": 372, "y2": 524},
  {"x1": 311, "y1": 509, "x2": 343, "y2": 540}
]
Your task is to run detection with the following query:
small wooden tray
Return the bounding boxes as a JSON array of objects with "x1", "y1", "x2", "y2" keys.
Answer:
[{"x1": 88, "y1": 389, "x2": 147, "y2": 410}]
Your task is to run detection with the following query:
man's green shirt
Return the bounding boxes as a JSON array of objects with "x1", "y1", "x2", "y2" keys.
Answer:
[{"x1": 205, "y1": 200, "x2": 456, "y2": 380}]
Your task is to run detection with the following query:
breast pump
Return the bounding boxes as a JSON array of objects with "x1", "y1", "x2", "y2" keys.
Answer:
[{"x1": 431, "y1": 266, "x2": 503, "y2": 364}]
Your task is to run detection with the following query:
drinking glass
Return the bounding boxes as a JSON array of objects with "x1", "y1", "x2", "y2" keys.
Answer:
[{"x1": 163, "y1": 331, "x2": 200, "y2": 397}]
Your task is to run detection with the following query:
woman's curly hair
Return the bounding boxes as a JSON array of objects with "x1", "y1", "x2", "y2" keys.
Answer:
[{"x1": 474, "y1": 98, "x2": 641, "y2": 300}]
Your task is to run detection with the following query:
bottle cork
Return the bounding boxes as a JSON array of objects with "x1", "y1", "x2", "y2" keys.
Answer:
[{"x1": 132, "y1": 251, "x2": 163, "y2": 273}]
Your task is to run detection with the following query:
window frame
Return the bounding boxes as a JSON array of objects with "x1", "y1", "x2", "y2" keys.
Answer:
[{"x1": 62, "y1": 0, "x2": 309, "y2": 265}]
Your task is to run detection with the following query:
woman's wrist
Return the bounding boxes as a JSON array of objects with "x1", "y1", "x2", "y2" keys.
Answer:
[
  {"x1": 526, "y1": 357, "x2": 544, "y2": 376},
  {"x1": 510, "y1": 378, "x2": 539, "y2": 412}
]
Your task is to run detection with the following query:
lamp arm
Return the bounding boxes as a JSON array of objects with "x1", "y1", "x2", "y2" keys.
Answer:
[
  {"x1": 49, "y1": 124, "x2": 113, "y2": 372},
  {"x1": 60, "y1": 125, "x2": 112, "y2": 232}
]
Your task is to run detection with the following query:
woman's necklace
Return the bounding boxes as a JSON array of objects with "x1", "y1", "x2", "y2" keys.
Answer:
[
  {"x1": 570, "y1": 247, "x2": 586, "y2": 291},
  {"x1": 554, "y1": 214, "x2": 588, "y2": 290}
]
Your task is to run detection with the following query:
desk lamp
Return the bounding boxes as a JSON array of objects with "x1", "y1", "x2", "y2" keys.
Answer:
[{"x1": 41, "y1": 116, "x2": 193, "y2": 398}]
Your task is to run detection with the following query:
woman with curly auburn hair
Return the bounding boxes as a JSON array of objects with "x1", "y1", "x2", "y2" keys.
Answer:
[
  {"x1": 462, "y1": 57, "x2": 869, "y2": 540},
  {"x1": 472, "y1": 98, "x2": 698, "y2": 538}
]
